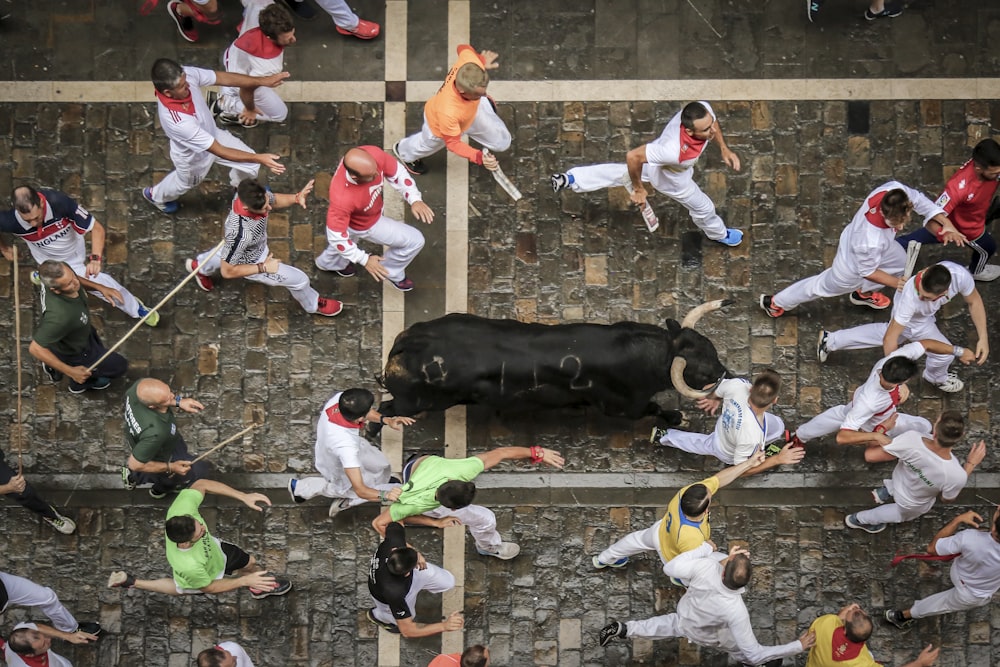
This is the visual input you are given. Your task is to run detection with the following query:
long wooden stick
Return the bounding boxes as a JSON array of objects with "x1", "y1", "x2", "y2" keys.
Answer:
[
  {"x1": 12, "y1": 245, "x2": 23, "y2": 475},
  {"x1": 899, "y1": 240, "x2": 921, "y2": 292},
  {"x1": 189, "y1": 422, "x2": 262, "y2": 465},
  {"x1": 87, "y1": 240, "x2": 225, "y2": 372}
]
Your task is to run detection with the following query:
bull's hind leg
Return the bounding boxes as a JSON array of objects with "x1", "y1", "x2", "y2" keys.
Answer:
[{"x1": 645, "y1": 402, "x2": 683, "y2": 427}]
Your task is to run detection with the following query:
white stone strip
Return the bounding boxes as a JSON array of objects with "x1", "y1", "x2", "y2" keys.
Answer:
[
  {"x1": 3, "y1": 78, "x2": 997, "y2": 104},
  {"x1": 441, "y1": 0, "x2": 472, "y2": 659}
]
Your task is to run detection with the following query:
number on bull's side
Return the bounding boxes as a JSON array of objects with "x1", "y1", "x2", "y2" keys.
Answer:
[{"x1": 560, "y1": 355, "x2": 592, "y2": 390}]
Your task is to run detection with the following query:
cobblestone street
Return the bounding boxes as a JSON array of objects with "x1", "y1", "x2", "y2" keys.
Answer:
[{"x1": 1, "y1": 1, "x2": 1000, "y2": 665}]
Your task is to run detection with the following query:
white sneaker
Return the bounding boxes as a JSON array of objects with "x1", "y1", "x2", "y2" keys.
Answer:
[
  {"x1": 931, "y1": 372, "x2": 964, "y2": 393},
  {"x1": 974, "y1": 264, "x2": 1000, "y2": 282},
  {"x1": 477, "y1": 542, "x2": 520, "y2": 560},
  {"x1": 327, "y1": 498, "x2": 351, "y2": 518}
]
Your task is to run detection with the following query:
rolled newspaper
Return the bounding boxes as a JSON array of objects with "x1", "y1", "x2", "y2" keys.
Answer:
[{"x1": 483, "y1": 149, "x2": 522, "y2": 201}]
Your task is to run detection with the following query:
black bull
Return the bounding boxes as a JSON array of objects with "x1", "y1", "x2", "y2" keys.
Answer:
[{"x1": 377, "y1": 300, "x2": 732, "y2": 425}]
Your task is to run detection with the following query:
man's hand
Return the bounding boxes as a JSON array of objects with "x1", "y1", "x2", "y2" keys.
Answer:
[
  {"x1": 364, "y1": 255, "x2": 391, "y2": 281},
  {"x1": 721, "y1": 148, "x2": 741, "y2": 171},
  {"x1": 416, "y1": 551, "x2": 427, "y2": 571},
  {"x1": 481, "y1": 152, "x2": 499, "y2": 171},
  {"x1": 432, "y1": 516, "x2": 463, "y2": 529},
  {"x1": 170, "y1": 460, "x2": 194, "y2": 476},
  {"x1": 259, "y1": 72, "x2": 291, "y2": 88},
  {"x1": 241, "y1": 492, "x2": 272, "y2": 512},
  {"x1": 940, "y1": 229, "x2": 968, "y2": 246},
  {"x1": 771, "y1": 443, "x2": 805, "y2": 467},
  {"x1": 729, "y1": 544, "x2": 750, "y2": 558},
  {"x1": 96, "y1": 285, "x2": 125, "y2": 306},
  {"x1": 85, "y1": 257, "x2": 102, "y2": 277},
  {"x1": 64, "y1": 629, "x2": 100, "y2": 644},
  {"x1": 629, "y1": 184, "x2": 648, "y2": 207},
  {"x1": 256, "y1": 153, "x2": 286, "y2": 175},
  {"x1": 480, "y1": 50, "x2": 500, "y2": 70},
  {"x1": 798, "y1": 629, "x2": 817, "y2": 650},
  {"x1": 67, "y1": 366, "x2": 93, "y2": 385},
  {"x1": 975, "y1": 339, "x2": 989, "y2": 365},
  {"x1": 876, "y1": 412, "x2": 898, "y2": 435},
  {"x1": 541, "y1": 448, "x2": 565, "y2": 469},
  {"x1": 0, "y1": 245, "x2": 13, "y2": 261},
  {"x1": 243, "y1": 571, "x2": 277, "y2": 591},
  {"x1": 695, "y1": 395, "x2": 721, "y2": 416},
  {"x1": 261, "y1": 252, "x2": 281, "y2": 275},
  {"x1": 955, "y1": 347, "x2": 977, "y2": 366},
  {"x1": 385, "y1": 486, "x2": 402, "y2": 502},
  {"x1": 956, "y1": 510, "x2": 983, "y2": 528},
  {"x1": 913, "y1": 644, "x2": 940, "y2": 666},
  {"x1": 294, "y1": 179, "x2": 315, "y2": 209},
  {"x1": 410, "y1": 201, "x2": 434, "y2": 224},
  {"x1": 0, "y1": 473, "x2": 27, "y2": 494},
  {"x1": 383, "y1": 416, "x2": 415, "y2": 431},
  {"x1": 178, "y1": 397, "x2": 205, "y2": 414},
  {"x1": 966, "y1": 440, "x2": 987, "y2": 468},
  {"x1": 442, "y1": 611, "x2": 465, "y2": 631},
  {"x1": 239, "y1": 108, "x2": 260, "y2": 126}
]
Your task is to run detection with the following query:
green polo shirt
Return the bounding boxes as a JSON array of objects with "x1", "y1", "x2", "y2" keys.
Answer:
[
  {"x1": 389, "y1": 455, "x2": 485, "y2": 521},
  {"x1": 165, "y1": 489, "x2": 226, "y2": 590},
  {"x1": 33, "y1": 286, "x2": 92, "y2": 356},
  {"x1": 123, "y1": 380, "x2": 183, "y2": 463}
]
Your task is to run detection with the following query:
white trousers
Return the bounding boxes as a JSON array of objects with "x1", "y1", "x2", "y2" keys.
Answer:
[
  {"x1": 197, "y1": 243, "x2": 320, "y2": 313},
  {"x1": 626, "y1": 613, "x2": 764, "y2": 665},
  {"x1": 67, "y1": 261, "x2": 142, "y2": 318},
  {"x1": 565, "y1": 162, "x2": 727, "y2": 240},
  {"x1": 660, "y1": 416, "x2": 786, "y2": 465},
  {"x1": 796, "y1": 405, "x2": 931, "y2": 443},
  {"x1": 292, "y1": 475, "x2": 398, "y2": 509},
  {"x1": 773, "y1": 243, "x2": 906, "y2": 311},
  {"x1": 312, "y1": 0, "x2": 359, "y2": 29},
  {"x1": 315, "y1": 215, "x2": 425, "y2": 283},
  {"x1": 153, "y1": 130, "x2": 260, "y2": 203},
  {"x1": 395, "y1": 99, "x2": 512, "y2": 162},
  {"x1": 370, "y1": 561, "x2": 454, "y2": 625},
  {"x1": 598, "y1": 520, "x2": 668, "y2": 568},
  {"x1": 826, "y1": 320, "x2": 953, "y2": 384},
  {"x1": 855, "y1": 499, "x2": 931, "y2": 526},
  {"x1": 219, "y1": 86, "x2": 288, "y2": 123},
  {"x1": 423, "y1": 505, "x2": 502, "y2": 552},
  {"x1": 910, "y1": 581, "x2": 992, "y2": 619},
  {"x1": 0, "y1": 571, "x2": 78, "y2": 633}
]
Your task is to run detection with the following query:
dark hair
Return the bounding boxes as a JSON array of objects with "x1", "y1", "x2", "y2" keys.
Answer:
[
  {"x1": 165, "y1": 515, "x2": 197, "y2": 544},
  {"x1": 844, "y1": 608, "x2": 873, "y2": 643},
  {"x1": 237, "y1": 179, "x2": 268, "y2": 212},
  {"x1": 12, "y1": 185, "x2": 40, "y2": 214},
  {"x1": 340, "y1": 388, "x2": 375, "y2": 422},
  {"x1": 879, "y1": 188, "x2": 911, "y2": 220},
  {"x1": 151, "y1": 58, "x2": 184, "y2": 93},
  {"x1": 197, "y1": 647, "x2": 227, "y2": 667},
  {"x1": 680, "y1": 102, "x2": 710, "y2": 131},
  {"x1": 680, "y1": 483, "x2": 711, "y2": 517},
  {"x1": 880, "y1": 356, "x2": 918, "y2": 385},
  {"x1": 7, "y1": 628, "x2": 35, "y2": 656},
  {"x1": 436, "y1": 480, "x2": 476, "y2": 509},
  {"x1": 387, "y1": 547, "x2": 419, "y2": 576},
  {"x1": 461, "y1": 645, "x2": 489, "y2": 667},
  {"x1": 258, "y1": 3, "x2": 294, "y2": 40},
  {"x1": 921, "y1": 264, "x2": 952, "y2": 295},
  {"x1": 722, "y1": 553, "x2": 752, "y2": 590},
  {"x1": 972, "y1": 138, "x2": 1000, "y2": 169},
  {"x1": 38, "y1": 260, "x2": 69, "y2": 289},
  {"x1": 936, "y1": 410, "x2": 965, "y2": 448},
  {"x1": 749, "y1": 369, "x2": 781, "y2": 409}
]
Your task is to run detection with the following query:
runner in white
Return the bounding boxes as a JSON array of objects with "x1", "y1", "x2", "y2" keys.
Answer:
[
  {"x1": 1, "y1": 622, "x2": 99, "y2": 667},
  {"x1": 196, "y1": 640, "x2": 255, "y2": 667},
  {"x1": 818, "y1": 261, "x2": 988, "y2": 393},
  {"x1": 845, "y1": 410, "x2": 986, "y2": 533},
  {"x1": 551, "y1": 101, "x2": 743, "y2": 246}
]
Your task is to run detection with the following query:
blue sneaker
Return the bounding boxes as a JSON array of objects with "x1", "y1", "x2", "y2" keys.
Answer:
[
  {"x1": 287, "y1": 478, "x2": 306, "y2": 504},
  {"x1": 30, "y1": 271, "x2": 41, "y2": 286},
  {"x1": 592, "y1": 555, "x2": 629, "y2": 569},
  {"x1": 845, "y1": 513, "x2": 886, "y2": 534},
  {"x1": 142, "y1": 187, "x2": 179, "y2": 214},
  {"x1": 718, "y1": 228, "x2": 744, "y2": 247},
  {"x1": 871, "y1": 486, "x2": 893, "y2": 505},
  {"x1": 136, "y1": 301, "x2": 159, "y2": 327}
]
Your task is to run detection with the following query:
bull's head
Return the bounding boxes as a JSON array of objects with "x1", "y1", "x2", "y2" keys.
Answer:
[{"x1": 670, "y1": 299, "x2": 732, "y2": 399}]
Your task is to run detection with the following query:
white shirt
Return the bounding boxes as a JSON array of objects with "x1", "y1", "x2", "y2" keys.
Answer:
[
  {"x1": 841, "y1": 341, "x2": 927, "y2": 432},
  {"x1": 1, "y1": 623, "x2": 73, "y2": 667},
  {"x1": 219, "y1": 641, "x2": 255, "y2": 667},
  {"x1": 156, "y1": 66, "x2": 219, "y2": 162},
  {"x1": 713, "y1": 378, "x2": 768, "y2": 464},
  {"x1": 644, "y1": 101, "x2": 716, "y2": 170},
  {"x1": 314, "y1": 392, "x2": 392, "y2": 497},
  {"x1": 832, "y1": 181, "x2": 944, "y2": 281},
  {"x1": 892, "y1": 261, "x2": 975, "y2": 328},
  {"x1": 935, "y1": 530, "x2": 1000, "y2": 598},
  {"x1": 664, "y1": 544, "x2": 803, "y2": 666},
  {"x1": 883, "y1": 430, "x2": 968, "y2": 511}
]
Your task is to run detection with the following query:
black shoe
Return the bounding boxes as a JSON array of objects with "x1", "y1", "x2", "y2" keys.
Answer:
[
  {"x1": 278, "y1": 0, "x2": 316, "y2": 19},
  {"x1": 366, "y1": 608, "x2": 401, "y2": 633},
  {"x1": 883, "y1": 608, "x2": 915, "y2": 630},
  {"x1": 807, "y1": 0, "x2": 823, "y2": 22},
  {"x1": 865, "y1": 3, "x2": 902, "y2": 20},
  {"x1": 250, "y1": 574, "x2": 293, "y2": 599},
  {"x1": 149, "y1": 487, "x2": 170, "y2": 499},
  {"x1": 42, "y1": 364, "x2": 64, "y2": 383},
  {"x1": 598, "y1": 620, "x2": 626, "y2": 647},
  {"x1": 76, "y1": 622, "x2": 103, "y2": 637},
  {"x1": 391, "y1": 141, "x2": 428, "y2": 175},
  {"x1": 334, "y1": 264, "x2": 356, "y2": 278}
]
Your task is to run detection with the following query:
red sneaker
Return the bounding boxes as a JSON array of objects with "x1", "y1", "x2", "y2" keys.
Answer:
[
  {"x1": 336, "y1": 18, "x2": 380, "y2": 39},
  {"x1": 759, "y1": 294, "x2": 784, "y2": 318},
  {"x1": 316, "y1": 297, "x2": 343, "y2": 316},
  {"x1": 389, "y1": 277, "x2": 414, "y2": 292},
  {"x1": 185, "y1": 259, "x2": 214, "y2": 292},
  {"x1": 849, "y1": 290, "x2": 890, "y2": 310},
  {"x1": 181, "y1": 0, "x2": 221, "y2": 24},
  {"x1": 167, "y1": 0, "x2": 198, "y2": 42}
]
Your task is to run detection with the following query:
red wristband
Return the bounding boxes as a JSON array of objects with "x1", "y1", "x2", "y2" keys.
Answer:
[
  {"x1": 530, "y1": 446, "x2": 544, "y2": 463},
  {"x1": 874, "y1": 425, "x2": 887, "y2": 435}
]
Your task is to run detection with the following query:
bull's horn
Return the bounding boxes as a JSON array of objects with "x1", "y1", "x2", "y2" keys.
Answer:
[
  {"x1": 670, "y1": 357, "x2": 713, "y2": 399},
  {"x1": 680, "y1": 299, "x2": 731, "y2": 329}
]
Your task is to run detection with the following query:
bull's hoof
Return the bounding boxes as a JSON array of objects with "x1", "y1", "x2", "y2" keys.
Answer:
[{"x1": 661, "y1": 410, "x2": 686, "y2": 428}]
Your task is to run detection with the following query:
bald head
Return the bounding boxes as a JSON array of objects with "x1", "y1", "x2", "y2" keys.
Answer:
[
  {"x1": 136, "y1": 378, "x2": 173, "y2": 408},
  {"x1": 343, "y1": 148, "x2": 379, "y2": 183}
]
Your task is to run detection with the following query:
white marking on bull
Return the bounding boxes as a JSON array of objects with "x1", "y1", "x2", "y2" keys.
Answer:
[
  {"x1": 560, "y1": 355, "x2": 593, "y2": 390},
  {"x1": 421, "y1": 356, "x2": 447, "y2": 385}
]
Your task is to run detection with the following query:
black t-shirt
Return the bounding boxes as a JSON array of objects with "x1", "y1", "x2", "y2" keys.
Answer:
[{"x1": 367, "y1": 522, "x2": 414, "y2": 621}]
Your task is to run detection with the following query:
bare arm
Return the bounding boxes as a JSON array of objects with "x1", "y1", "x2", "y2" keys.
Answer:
[
  {"x1": 201, "y1": 570, "x2": 276, "y2": 595},
  {"x1": 344, "y1": 467, "x2": 399, "y2": 503},
  {"x1": 28, "y1": 340, "x2": 91, "y2": 384},
  {"x1": 127, "y1": 453, "x2": 192, "y2": 476},
  {"x1": 711, "y1": 119, "x2": 740, "y2": 171},
  {"x1": 189, "y1": 478, "x2": 272, "y2": 511},
  {"x1": 928, "y1": 511, "x2": 981, "y2": 554},
  {"x1": 77, "y1": 272, "x2": 123, "y2": 305},
  {"x1": 625, "y1": 145, "x2": 648, "y2": 205},
  {"x1": 212, "y1": 70, "x2": 290, "y2": 90},
  {"x1": 862, "y1": 268, "x2": 904, "y2": 290},
  {"x1": 901, "y1": 644, "x2": 940, "y2": 667},
  {"x1": 882, "y1": 319, "x2": 906, "y2": 355},
  {"x1": 963, "y1": 289, "x2": 989, "y2": 364},
  {"x1": 220, "y1": 254, "x2": 281, "y2": 280},
  {"x1": 476, "y1": 446, "x2": 564, "y2": 471},
  {"x1": 836, "y1": 429, "x2": 891, "y2": 447},
  {"x1": 740, "y1": 444, "x2": 804, "y2": 477},
  {"x1": 395, "y1": 611, "x2": 464, "y2": 638},
  {"x1": 714, "y1": 451, "x2": 765, "y2": 488},
  {"x1": 86, "y1": 219, "x2": 106, "y2": 277}
]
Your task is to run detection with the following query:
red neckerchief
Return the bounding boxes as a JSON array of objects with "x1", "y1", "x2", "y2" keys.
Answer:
[
  {"x1": 678, "y1": 125, "x2": 709, "y2": 159},
  {"x1": 891, "y1": 552, "x2": 959, "y2": 567},
  {"x1": 233, "y1": 195, "x2": 267, "y2": 220},
  {"x1": 830, "y1": 626, "x2": 864, "y2": 661},
  {"x1": 234, "y1": 27, "x2": 283, "y2": 59},
  {"x1": 155, "y1": 89, "x2": 196, "y2": 116},
  {"x1": 864, "y1": 191, "x2": 890, "y2": 228},
  {"x1": 325, "y1": 403, "x2": 363, "y2": 430},
  {"x1": 888, "y1": 384, "x2": 901, "y2": 406}
]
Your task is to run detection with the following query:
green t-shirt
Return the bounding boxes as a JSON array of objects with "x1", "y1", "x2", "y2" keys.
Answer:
[
  {"x1": 32, "y1": 286, "x2": 92, "y2": 356},
  {"x1": 165, "y1": 489, "x2": 225, "y2": 590},
  {"x1": 389, "y1": 455, "x2": 485, "y2": 521},
  {"x1": 123, "y1": 380, "x2": 182, "y2": 463}
]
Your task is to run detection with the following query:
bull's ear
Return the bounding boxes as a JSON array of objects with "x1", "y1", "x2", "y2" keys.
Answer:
[{"x1": 664, "y1": 319, "x2": 681, "y2": 333}]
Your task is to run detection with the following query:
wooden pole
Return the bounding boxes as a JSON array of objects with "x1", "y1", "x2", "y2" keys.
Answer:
[
  {"x1": 12, "y1": 245, "x2": 23, "y2": 475},
  {"x1": 189, "y1": 422, "x2": 262, "y2": 465}
]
